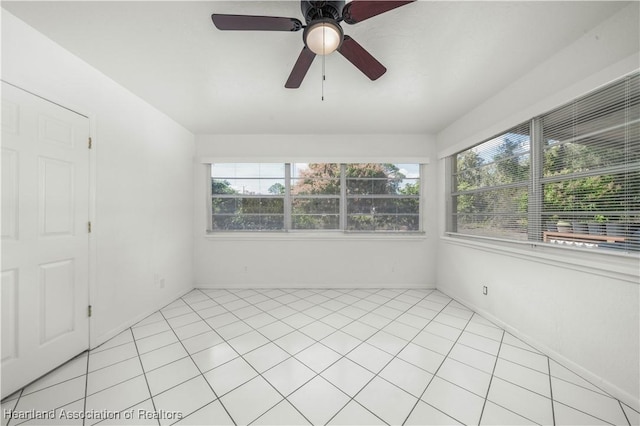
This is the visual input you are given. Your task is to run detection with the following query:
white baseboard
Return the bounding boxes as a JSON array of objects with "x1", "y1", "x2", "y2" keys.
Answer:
[
  {"x1": 194, "y1": 283, "x2": 437, "y2": 290},
  {"x1": 437, "y1": 287, "x2": 640, "y2": 413}
]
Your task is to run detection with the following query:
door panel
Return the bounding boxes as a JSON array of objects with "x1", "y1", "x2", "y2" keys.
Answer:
[
  {"x1": 1, "y1": 269, "x2": 18, "y2": 363},
  {"x1": 1, "y1": 99, "x2": 20, "y2": 135},
  {"x1": 1, "y1": 82, "x2": 90, "y2": 398},
  {"x1": 1, "y1": 148, "x2": 19, "y2": 240},
  {"x1": 39, "y1": 114, "x2": 75, "y2": 148},
  {"x1": 38, "y1": 157, "x2": 75, "y2": 236},
  {"x1": 39, "y1": 259, "x2": 75, "y2": 344}
]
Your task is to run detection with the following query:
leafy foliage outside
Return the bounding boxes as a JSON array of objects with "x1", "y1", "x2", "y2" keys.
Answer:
[
  {"x1": 454, "y1": 136, "x2": 530, "y2": 239},
  {"x1": 212, "y1": 178, "x2": 285, "y2": 230},
  {"x1": 454, "y1": 133, "x2": 638, "y2": 239},
  {"x1": 211, "y1": 163, "x2": 420, "y2": 231},
  {"x1": 455, "y1": 73, "x2": 640, "y2": 244},
  {"x1": 345, "y1": 163, "x2": 419, "y2": 231}
]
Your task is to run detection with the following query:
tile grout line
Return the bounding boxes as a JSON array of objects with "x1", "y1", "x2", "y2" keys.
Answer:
[
  {"x1": 457, "y1": 324, "x2": 611, "y2": 425},
  {"x1": 196, "y1": 287, "x2": 422, "y2": 425},
  {"x1": 83, "y1": 373, "x2": 147, "y2": 400},
  {"x1": 82, "y1": 351, "x2": 90, "y2": 426},
  {"x1": 619, "y1": 399, "x2": 632, "y2": 426},
  {"x1": 15, "y1": 287, "x2": 629, "y2": 426},
  {"x1": 187, "y1": 288, "x2": 315, "y2": 425},
  {"x1": 4, "y1": 388, "x2": 24, "y2": 426},
  {"x1": 181, "y1": 289, "x2": 356, "y2": 423},
  {"x1": 548, "y1": 356, "x2": 556, "y2": 426},
  {"x1": 479, "y1": 354, "x2": 615, "y2": 405},
  {"x1": 85, "y1": 352, "x2": 140, "y2": 376},
  {"x1": 434, "y1": 374, "x2": 542, "y2": 425},
  {"x1": 307, "y1": 288, "x2": 437, "y2": 425},
  {"x1": 468, "y1": 319, "x2": 566, "y2": 426},
  {"x1": 477, "y1": 321, "x2": 505, "y2": 425},
  {"x1": 551, "y1": 400, "x2": 618, "y2": 425},
  {"x1": 323, "y1": 288, "x2": 444, "y2": 426},
  {"x1": 549, "y1": 374, "x2": 619, "y2": 400},
  {"x1": 16, "y1": 372, "x2": 88, "y2": 400},
  {"x1": 155, "y1": 305, "x2": 238, "y2": 426},
  {"x1": 400, "y1": 305, "x2": 474, "y2": 426},
  {"x1": 401, "y1": 325, "x2": 622, "y2": 409},
  {"x1": 546, "y1": 357, "x2": 624, "y2": 401},
  {"x1": 497, "y1": 326, "x2": 622, "y2": 404},
  {"x1": 227, "y1": 287, "x2": 607, "y2": 426},
  {"x1": 129, "y1": 327, "x2": 161, "y2": 426},
  {"x1": 89, "y1": 339, "x2": 133, "y2": 356},
  {"x1": 321, "y1": 290, "x2": 459, "y2": 423},
  {"x1": 196, "y1": 287, "x2": 398, "y2": 423},
  {"x1": 623, "y1": 402, "x2": 640, "y2": 417},
  {"x1": 294, "y1": 287, "x2": 443, "y2": 425},
  {"x1": 202, "y1": 287, "x2": 373, "y2": 362},
  {"x1": 8, "y1": 351, "x2": 89, "y2": 398},
  {"x1": 444, "y1": 358, "x2": 552, "y2": 404},
  {"x1": 495, "y1": 359, "x2": 621, "y2": 425},
  {"x1": 12, "y1": 398, "x2": 86, "y2": 426},
  {"x1": 10, "y1": 295, "x2": 422, "y2": 422},
  {"x1": 501, "y1": 331, "x2": 550, "y2": 355},
  {"x1": 9, "y1": 358, "x2": 89, "y2": 426},
  {"x1": 445, "y1": 328, "x2": 545, "y2": 425}
]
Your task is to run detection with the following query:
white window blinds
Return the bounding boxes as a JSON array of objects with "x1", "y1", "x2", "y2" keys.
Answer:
[
  {"x1": 539, "y1": 73, "x2": 640, "y2": 250},
  {"x1": 450, "y1": 72, "x2": 640, "y2": 253},
  {"x1": 452, "y1": 123, "x2": 531, "y2": 240}
]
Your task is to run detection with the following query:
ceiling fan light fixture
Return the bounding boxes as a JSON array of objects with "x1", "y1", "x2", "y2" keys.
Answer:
[{"x1": 304, "y1": 19, "x2": 343, "y2": 55}]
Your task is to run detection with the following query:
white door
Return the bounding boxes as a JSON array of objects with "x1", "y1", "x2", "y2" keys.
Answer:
[{"x1": 1, "y1": 82, "x2": 90, "y2": 398}]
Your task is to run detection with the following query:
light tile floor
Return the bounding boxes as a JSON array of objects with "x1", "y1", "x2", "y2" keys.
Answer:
[{"x1": 2, "y1": 288, "x2": 639, "y2": 426}]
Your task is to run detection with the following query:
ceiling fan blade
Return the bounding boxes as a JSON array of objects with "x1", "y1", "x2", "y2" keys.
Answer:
[
  {"x1": 211, "y1": 14, "x2": 303, "y2": 31},
  {"x1": 342, "y1": 0, "x2": 415, "y2": 25},
  {"x1": 337, "y1": 36, "x2": 386, "y2": 81},
  {"x1": 285, "y1": 47, "x2": 316, "y2": 88}
]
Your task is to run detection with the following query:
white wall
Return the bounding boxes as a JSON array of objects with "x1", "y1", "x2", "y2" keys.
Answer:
[
  {"x1": 194, "y1": 134, "x2": 436, "y2": 288},
  {"x1": 2, "y1": 11, "x2": 196, "y2": 347},
  {"x1": 435, "y1": 3, "x2": 640, "y2": 409}
]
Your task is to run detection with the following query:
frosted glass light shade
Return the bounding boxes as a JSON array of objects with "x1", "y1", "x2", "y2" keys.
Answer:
[{"x1": 305, "y1": 21, "x2": 343, "y2": 55}]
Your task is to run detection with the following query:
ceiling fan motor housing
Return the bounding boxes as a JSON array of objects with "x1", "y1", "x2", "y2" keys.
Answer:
[{"x1": 301, "y1": 0, "x2": 345, "y2": 23}]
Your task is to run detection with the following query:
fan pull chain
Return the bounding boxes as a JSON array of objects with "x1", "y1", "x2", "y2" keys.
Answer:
[
  {"x1": 321, "y1": 25, "x2": 326, "y2": 101},
  {"x1": 322, "y1": 55, "x2": 325, "y2": 101}
]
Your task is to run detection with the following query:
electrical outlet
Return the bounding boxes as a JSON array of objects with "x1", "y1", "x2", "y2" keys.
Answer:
[
  {"x1": 160, "y1": 278, "x2": 165, "y2": 289},
  {"x1": 482, "y1": 286, "x2": 488, "y2": 295}
]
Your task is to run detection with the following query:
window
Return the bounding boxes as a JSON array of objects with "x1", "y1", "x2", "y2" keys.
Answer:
[
  {"x1": 451, "y1": 123, "x2": 531, "y2": 240},
  {"x1": 539, "y1": 76, "x2": 640, "y2": 245},
  {"x1": 291, "y1": 163, "x2": 341, "y2": 230},
  {"x1": 347, "y1": 163, "x2": 421, "y2": 231},
  {"x1": 211, "y1": 163, "x2": 285, "y2": 231},
  {"x1": 449, "y1": 72, "x2": 640, "y2": 252},
  {"x1": 209, "y1": 163, "x2": 422, "y2": 233}
]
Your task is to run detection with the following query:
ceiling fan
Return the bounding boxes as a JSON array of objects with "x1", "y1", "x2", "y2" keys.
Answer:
[{"x1": 211, "y1": 0, "x2": 415, "y2": 88}]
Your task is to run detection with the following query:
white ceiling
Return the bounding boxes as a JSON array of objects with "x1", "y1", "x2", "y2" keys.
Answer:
[{"x1": 2, "y1": 1, "x2": 631, "y2": 135}]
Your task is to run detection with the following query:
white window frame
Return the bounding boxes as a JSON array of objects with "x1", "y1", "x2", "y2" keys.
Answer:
[{"x1": 206, "y1": 162, "x2": 425, "y2": 235}]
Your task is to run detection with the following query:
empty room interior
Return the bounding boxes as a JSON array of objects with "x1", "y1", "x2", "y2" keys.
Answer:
[{"x1": 1, "y1": 1, "x2": 639, "y2": 425}]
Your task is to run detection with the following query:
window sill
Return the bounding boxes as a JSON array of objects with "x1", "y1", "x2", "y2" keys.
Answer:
[
  {"x1": 204, "y1": 231, "x2": 428, "y2": 242},
  {"x1": 441, "y1": 234, "x2": 639, "y2": 284}
]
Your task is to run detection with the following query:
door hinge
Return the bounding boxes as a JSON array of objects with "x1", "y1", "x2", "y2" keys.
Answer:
[
  {"x1": 88, "y1": 221, "x2": 92, "y2": 233},
  {"x1": 88, "y1": 305, "x2": 92, "y2": 318},
  {"x1": 88, "y1": 137, "x2": 92, "y2": 149}
]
